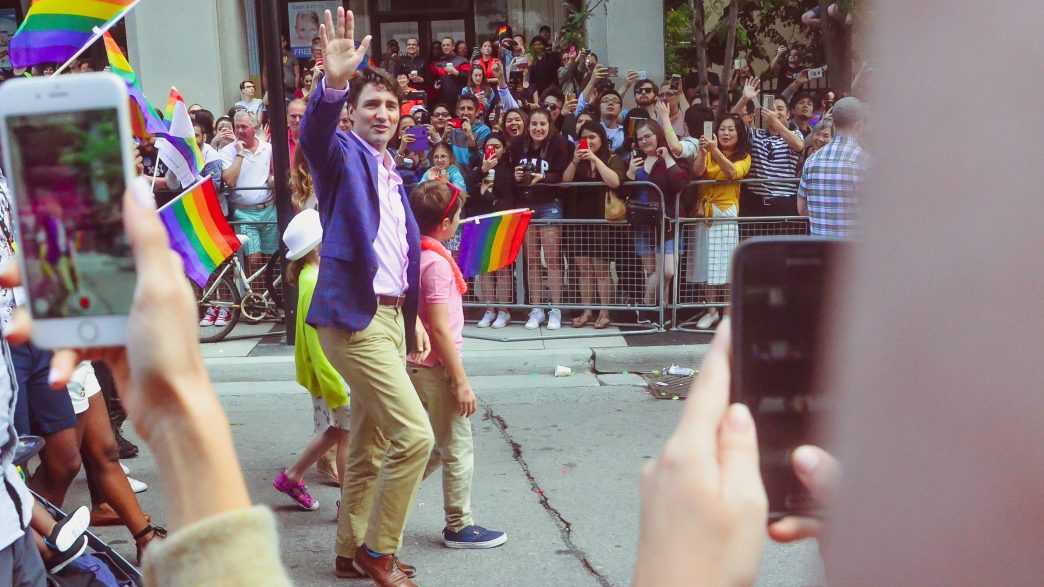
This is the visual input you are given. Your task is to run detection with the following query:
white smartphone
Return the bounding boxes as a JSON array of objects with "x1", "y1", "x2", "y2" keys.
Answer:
[
  {"x1": 808, "y1": 67, "x2": 825, "y2": 80},
  {"x1": 703, "y1": 121, "x2": 715, "y2": 141},
  {"x1": 0, "y1": 73, "x2": 137, "y2": 349},
  {"x1": 763, "y1": 93, "x2": 775, "y2": 111},
  {"x1": 733, "y1": 58, "x2": 747, "y2": 70},
  {"x1": 637, "y1": 70, "x2": 647, "y2": 80}
]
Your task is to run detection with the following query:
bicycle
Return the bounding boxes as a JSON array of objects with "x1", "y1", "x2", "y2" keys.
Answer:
[{"x1": 195, "y1": 235, "x2": 286, "y2": 343}]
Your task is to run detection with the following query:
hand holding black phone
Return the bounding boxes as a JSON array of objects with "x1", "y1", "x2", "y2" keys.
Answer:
[{"x1": 730, "y1": 237, "x2": 841, "y2": 521}]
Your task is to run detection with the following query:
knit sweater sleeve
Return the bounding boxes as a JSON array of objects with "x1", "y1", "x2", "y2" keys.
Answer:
[{"x1": 143, "y1": 506, "x2": 292, "y2": 587}]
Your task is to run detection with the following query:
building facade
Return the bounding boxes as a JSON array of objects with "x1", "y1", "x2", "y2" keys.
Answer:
[{"x1": 2, "y1": 0, "x2": 665, "y2": 115}]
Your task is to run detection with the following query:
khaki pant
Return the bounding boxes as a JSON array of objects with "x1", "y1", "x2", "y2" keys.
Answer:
[
  {"x1": 318, "y1": 307, "x2": 435, "y2": 555},
  {"x1": 408, "y1": 364, "x2": 475, "y2": 532}
]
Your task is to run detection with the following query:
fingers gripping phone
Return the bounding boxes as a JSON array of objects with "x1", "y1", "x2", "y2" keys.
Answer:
[
  {"x1": 0, "y1": 73, "x2": 137, "y2": 348},
  {"x1": 731, "y1": 237, "x2": 842, "y2": 520}
]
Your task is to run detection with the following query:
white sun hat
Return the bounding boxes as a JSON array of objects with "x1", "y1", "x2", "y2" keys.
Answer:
[{"x1": 283, "y1": 209, "x2": 323, "y2": 260}]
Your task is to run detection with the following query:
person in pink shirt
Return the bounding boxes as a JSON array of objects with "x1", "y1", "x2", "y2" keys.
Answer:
[{"x1": 406, "y1": 180, "x2": 507, "y2": 550}]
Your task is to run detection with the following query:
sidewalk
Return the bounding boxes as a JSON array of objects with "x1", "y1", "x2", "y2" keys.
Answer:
[{"x1": 202, "y1": 321, "x2": 711, "y2": 383}]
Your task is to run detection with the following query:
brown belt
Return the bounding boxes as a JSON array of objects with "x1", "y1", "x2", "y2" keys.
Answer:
[{"x1": 377, "y1": 294, "x2": 406, "y2": 308}]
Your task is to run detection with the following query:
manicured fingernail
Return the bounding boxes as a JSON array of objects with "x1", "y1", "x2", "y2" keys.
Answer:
[
  {"x1": 726, "y1": 403, "x2": 752, "y2": 432},
  {"x1": 47, "y1": 367, "x2": 60, "y2": 387},
  {"x1": 793, "y1": 446, "x2": 821, "y2": 475},
  {"x1": 130, "y1": 176, "x2": 155, "y2": 210}
]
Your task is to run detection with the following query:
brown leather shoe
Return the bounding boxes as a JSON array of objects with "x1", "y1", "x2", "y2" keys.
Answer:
[
  {"x1": 335, "y1": 556, "x2": 416, "y2": 579},
  {"x1": 351, "y1": 545, "x2": 417, "y2": 586}
]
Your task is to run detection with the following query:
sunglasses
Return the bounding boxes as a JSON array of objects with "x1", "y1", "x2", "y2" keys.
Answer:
[
  {"x1": 542, "y1": 103, "x2": 560, "y2": 111},
  {"x1": 635, "y1": 87, "x2": 656, "y2": 94}
]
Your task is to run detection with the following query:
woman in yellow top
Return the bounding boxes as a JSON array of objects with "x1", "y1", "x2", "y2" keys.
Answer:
[
  {"x1": 688, "y1": 113, "x2": 752, "y2": 330},
  {"x1": 271, "y1": 210, "x2": 351, "y2": 512}
]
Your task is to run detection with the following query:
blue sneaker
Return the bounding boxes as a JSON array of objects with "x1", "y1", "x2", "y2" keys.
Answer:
[{"x1": 442, "y1": 525, "x2": 507, "y2": 549}]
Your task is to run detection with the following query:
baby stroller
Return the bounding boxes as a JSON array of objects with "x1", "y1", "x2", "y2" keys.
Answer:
[{"x1": 15, "y1": 435, "x2": 144, "y2": 586}]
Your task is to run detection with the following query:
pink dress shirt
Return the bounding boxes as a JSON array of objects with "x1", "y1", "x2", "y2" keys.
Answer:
[{"x1": 321, "y1": 79, "x2": 410, "y2": 296}]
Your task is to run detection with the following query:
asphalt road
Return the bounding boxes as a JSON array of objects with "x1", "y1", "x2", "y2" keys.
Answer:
[{"x1": 70, "y1": 375, "x2": 825, "y2": 586}]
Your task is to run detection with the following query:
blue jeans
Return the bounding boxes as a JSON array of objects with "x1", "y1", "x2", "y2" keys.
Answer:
[
  {"x1": 11, "y1": 342, "x2": 76, "y2": 436},
  {"x1": 529, "y1": 200, "x2": 563, "y2": 220}
]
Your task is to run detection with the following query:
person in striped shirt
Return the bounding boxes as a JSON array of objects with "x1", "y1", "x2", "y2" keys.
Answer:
[
  {"x1": 731, "y1": 77, "x2": 804, "y2": 216},
  {"x1": 797, "y1": 97, "x2": 869, "y2": 236}
]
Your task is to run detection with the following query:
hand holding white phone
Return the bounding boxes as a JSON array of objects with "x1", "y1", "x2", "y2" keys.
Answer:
[{"x1": 0, "y1": 73, "x2": 137, "y2": 348}]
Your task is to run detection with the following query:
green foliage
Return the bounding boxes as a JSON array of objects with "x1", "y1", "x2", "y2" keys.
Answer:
[
  {"x1": 664, "y1": 0, "x2": 825, "y2": 75},
  {"x1": 559, "y1": 0, "x2": 610, "y2": 50}
]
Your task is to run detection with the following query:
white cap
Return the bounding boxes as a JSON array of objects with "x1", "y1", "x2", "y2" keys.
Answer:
[{"x1": 283, "y1": 209, "x2": 322, "y2": 260}]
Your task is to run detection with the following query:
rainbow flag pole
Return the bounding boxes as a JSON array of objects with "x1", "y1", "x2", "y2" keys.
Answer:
[
  {"x1": 51, "y1": 1, "x2": 142, "y2": 76},
  {"x1": 157, "y1": 177, "x2": 242, "y2": 287}
]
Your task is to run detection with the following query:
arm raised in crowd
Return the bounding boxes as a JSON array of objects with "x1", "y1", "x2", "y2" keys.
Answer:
[
  {"x1": 300, "y1": 8, "x2": 372, "y2": 170},
  {"x1": 655, "y1": 101, "x2": 686, "y2": 158},
  {"x1": 731, "y1": 77, "x2": 759, "y2": 116}
]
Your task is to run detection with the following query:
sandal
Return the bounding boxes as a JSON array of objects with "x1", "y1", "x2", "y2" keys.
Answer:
[
  {"x1": 572, "y1": 311, "x2": 593, "y2": 328},
  {"x1": 134, "y1": 524, "x2": 167, "y2": 565},
  {"x1": 594, "y1": 312, "x2": 611, "y2": 329}
]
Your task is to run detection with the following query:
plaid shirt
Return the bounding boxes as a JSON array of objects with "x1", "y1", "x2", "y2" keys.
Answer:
[{"x1": 797, "y1": 135, "x2": 868, "y2": 236}]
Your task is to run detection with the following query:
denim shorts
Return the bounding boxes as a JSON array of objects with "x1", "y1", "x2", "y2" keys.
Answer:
[
  {"x1": 634, "y1": 226, "x2": 676, "y2": 255},
  {"x1": 529, "y1": 200, "x2": 563, "y2": 220},
  {"x1": 11, "y1": 342, "x2": 77, "y2": 436}
]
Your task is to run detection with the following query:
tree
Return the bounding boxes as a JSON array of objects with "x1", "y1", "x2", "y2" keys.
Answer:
[{"x1": 818, "y1": 0, "x2": 855, "y2": 95}]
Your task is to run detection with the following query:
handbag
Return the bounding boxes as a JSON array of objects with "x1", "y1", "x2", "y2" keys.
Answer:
[
  {"x1": 605, "y1": 189, "x2": 627, "y2": 221},
  {"x1": 626, "y1": 198, "x2": 662, "y2": 226}
]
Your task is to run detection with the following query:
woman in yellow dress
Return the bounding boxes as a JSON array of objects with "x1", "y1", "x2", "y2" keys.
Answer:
[{"x1": 688, "y1": 113, "x2": 752, "y2": 330}]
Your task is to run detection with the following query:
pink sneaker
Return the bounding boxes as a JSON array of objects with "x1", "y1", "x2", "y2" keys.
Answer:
[{"x1": 273, "y1": 470, "x2": 319, "y2": 511}]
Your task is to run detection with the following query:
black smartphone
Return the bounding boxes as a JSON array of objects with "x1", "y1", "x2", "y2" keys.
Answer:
[
  {"x1": 730, "y1": 237, "x2": 841, "y2": 521},
  {"x1": 406, "y1": 91, "x2": 426, "y2": 101}
]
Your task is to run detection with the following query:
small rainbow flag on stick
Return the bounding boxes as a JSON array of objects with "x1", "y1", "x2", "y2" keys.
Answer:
[
  {"x1": 10, "y1": 0, "x2": 141, "y2": 69},
  {"x1": 456, "y1": 209, "x2": 533, "y2": 278},
  {"x1": 103, "y1": 32, "x2": 165, "y2": 138},
  {"x1": 158, "y1": 178, "x2": 241, "y2": 287}
]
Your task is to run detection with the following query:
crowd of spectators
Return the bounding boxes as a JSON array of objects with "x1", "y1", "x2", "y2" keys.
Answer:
[{"x1": 203, "y1": 26, "x2": 868, "y2": 331}]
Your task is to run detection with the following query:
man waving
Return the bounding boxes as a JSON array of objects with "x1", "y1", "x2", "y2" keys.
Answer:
[{"x1": 299, "y1": 8, "x2": 433, "y2": 586}]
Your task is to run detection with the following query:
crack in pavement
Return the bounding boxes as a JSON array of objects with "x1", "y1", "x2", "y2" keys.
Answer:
[{"x1": 484, "y1": 406, "x2": 613, "y2": 587}]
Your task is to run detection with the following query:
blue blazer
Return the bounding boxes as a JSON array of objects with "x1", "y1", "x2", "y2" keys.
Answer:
[{"x1": 299, "y1": 85, "x2": 421, "y2": 351}]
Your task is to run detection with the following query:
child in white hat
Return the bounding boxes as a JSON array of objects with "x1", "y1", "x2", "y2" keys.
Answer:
[{"x1": 272, "y1": 209, "x2": 350, "y2": 512}]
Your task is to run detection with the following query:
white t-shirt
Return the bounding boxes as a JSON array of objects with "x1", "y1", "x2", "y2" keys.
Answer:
[{"x1": 219, "y1": 140, "x2": 273, "y2": 205}]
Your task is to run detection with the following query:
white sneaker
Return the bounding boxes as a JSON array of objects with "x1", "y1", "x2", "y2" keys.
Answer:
[
  {"x1": 524, "y1": 308, "x2": 546, "y2": 330},
  {"x1": 491, "y1": 311, "x2": 510, "y2": 329},
  {"x1": 120, "y1": 462, "x2": 129, "y2": 475},
  {"x1": 199, "y1": 307, "x2": 217, "y2": 326},
  {"x1": 694, "y1": 310, "x2": 720, "y2": 330},
  {"x1": 214, "y1": 308, "x2": 232, "y2": 327},
  {"x1": 547, "y1": 309, "x2": 562, "y2": 330},
  {"x1": 128, "y1": 476, "x2": 148, "y2": 494},
  {"x1": 477, "y1": 309, "x2": 497, "y2": 328}
]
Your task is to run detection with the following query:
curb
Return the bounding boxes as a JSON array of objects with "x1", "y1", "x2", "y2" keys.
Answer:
[{"x1": 204, "y1": 344, "x2": 709, "y2": 382}]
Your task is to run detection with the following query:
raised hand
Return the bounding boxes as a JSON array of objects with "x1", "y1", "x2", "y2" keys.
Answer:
[
  {"x1": 654, "y1": 100, "x2": 670, "y2": 120},
  {"x1": 742, "y1": 77, "x2": 760, "y2": 101},
  {"x1": 319, "y1": 8, "x2": 372, "y2": 90}
]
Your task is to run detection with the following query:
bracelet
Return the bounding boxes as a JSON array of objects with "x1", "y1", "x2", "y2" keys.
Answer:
[
  {"x1": 236, "y1": 153, "x2": 244, "y2": 158},
  {"x1": 665, "y1": 127, "x2": 676, "y2": 135}
]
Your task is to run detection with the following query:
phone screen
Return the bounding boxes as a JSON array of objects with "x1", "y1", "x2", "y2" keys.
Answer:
[
  {"x1": 3, "y1": 108, "x2": 132, "y2": 319},
  {"x1": 731, "y1": 238, "x2": 839, "y2": 519}
]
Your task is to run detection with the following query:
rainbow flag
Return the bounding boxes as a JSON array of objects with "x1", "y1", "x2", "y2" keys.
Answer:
[
  {"x1": 155, "y1": 86, "x2": 204, "y2": 189},
  {"x1": 103, "y1": 32, "x2": 165, "y2": 138},
  {"x1": 9, "y1": 0, "x2": 140, "y2": 68},
  {"x1": 495, "y1": 25, "x2": 511, "y2": 42},
  {"x1": 157, "y1": 178, "x2": 241, "y2": 288},
  {"x1": 456, "y1": 208, "x2": 533, "y2": 278}
]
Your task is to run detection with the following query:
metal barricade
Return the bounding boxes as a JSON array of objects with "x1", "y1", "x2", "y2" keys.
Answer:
[
  {"x1": 459, "y1": 181, "x2": 668, "y2": 342},
  {"x1": 671, "y1": 178, "x2": 810, "y2": 333}
]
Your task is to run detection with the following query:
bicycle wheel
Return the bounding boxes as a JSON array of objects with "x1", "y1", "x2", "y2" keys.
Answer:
[{"x1": 194, "y1": 268, "x2": 241, "y2": 343}]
